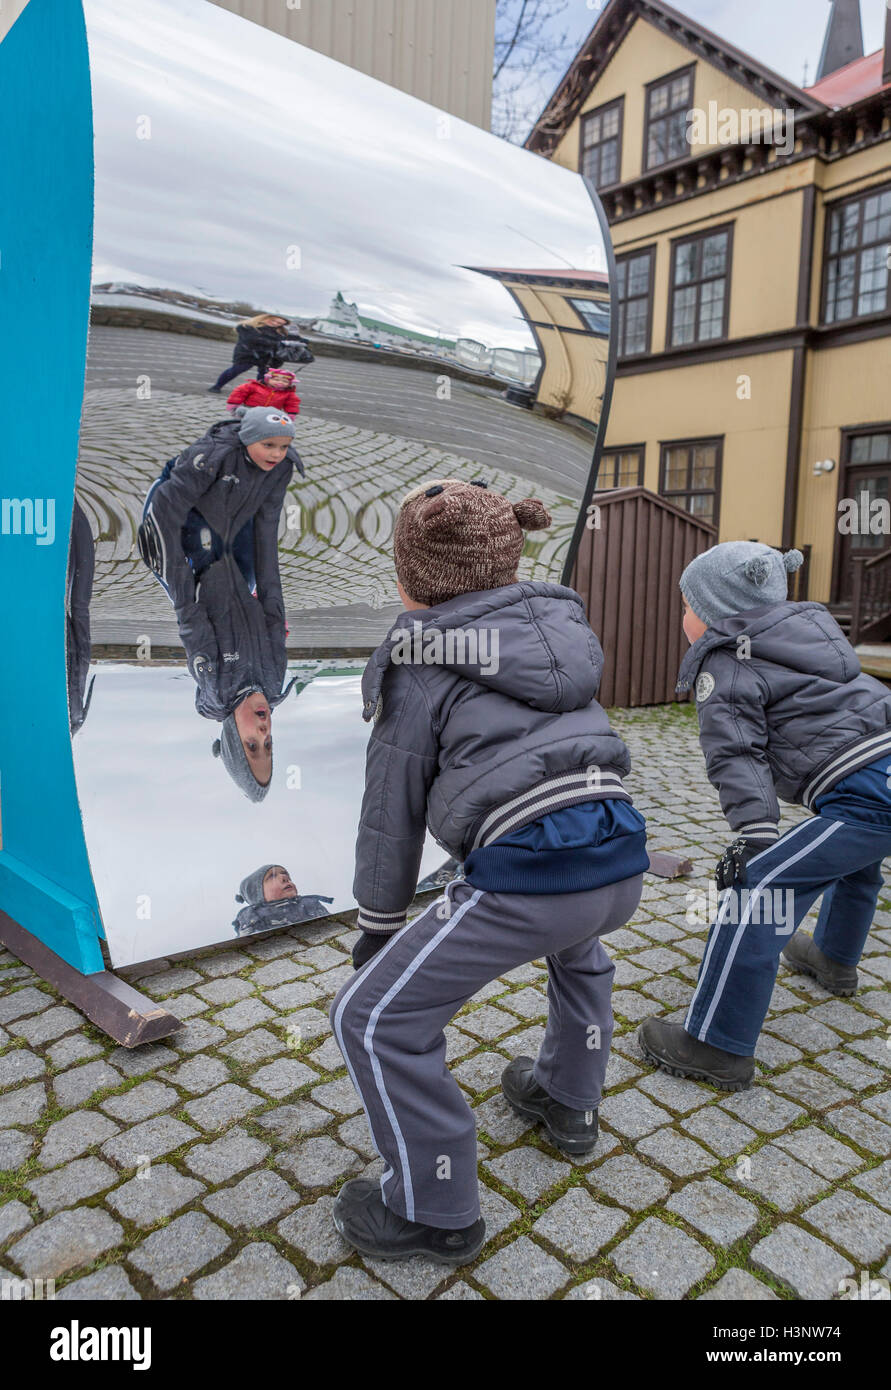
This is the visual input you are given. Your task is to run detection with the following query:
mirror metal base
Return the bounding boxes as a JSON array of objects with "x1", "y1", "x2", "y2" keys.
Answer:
[{"x1": 0, "y1": 910, "x2": 183, "y2": 1048}]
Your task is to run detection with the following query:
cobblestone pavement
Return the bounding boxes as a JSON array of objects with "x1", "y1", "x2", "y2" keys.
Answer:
[
  {"x1": 2, "y1": 705, "x2": 890, "y2": 1301},
  {"x1": 80, "y1": 328, "x2": 594, "y2": 649}
]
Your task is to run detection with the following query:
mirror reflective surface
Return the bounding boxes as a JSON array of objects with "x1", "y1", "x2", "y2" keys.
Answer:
[{"x1": 70, "y1": 0, "x2": 613, "y2": 966}]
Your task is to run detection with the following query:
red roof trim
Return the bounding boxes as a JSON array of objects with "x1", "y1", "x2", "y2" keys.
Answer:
[
  {"x1": 465, "y1": 267, "x2": 609, "y2": 286},
  {"x1": 804, "y1": 49, "x2": 889, "y2": 107}
]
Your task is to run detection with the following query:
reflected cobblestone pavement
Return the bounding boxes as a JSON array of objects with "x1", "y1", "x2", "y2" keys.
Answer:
[{"x1": 79, "y1": 328, "x2": 596, "y2": 649}]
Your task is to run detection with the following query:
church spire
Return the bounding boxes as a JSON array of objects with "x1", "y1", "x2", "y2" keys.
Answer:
[{"x1": 816, "y1": 0, "x2": 864, "y2": 81}]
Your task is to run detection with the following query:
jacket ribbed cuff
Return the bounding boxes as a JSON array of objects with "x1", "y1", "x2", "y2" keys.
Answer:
[
  {"x1": 736, "y1": 821, "x2": 780, "y2": 844},
  {"x1": 356, "y1": 906, "x2": 408, "y2": 934}
]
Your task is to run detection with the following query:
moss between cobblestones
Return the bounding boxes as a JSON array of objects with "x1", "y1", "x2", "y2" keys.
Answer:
[
  {"x1": 0, "y1": 980, "x2": 57, "y2": 1000},
  {"x1": 0, "y1": 1164, "x2": 40, "y2": 1212},
  {"x1": 686, "y1": 1251, "x2": 792, "y2": 1301},
  {"x1": 28, "y1": 1101, "x2": 68, "y2": 1138},
  {"x1": 81, "y1": 1074, "x2": 153, "y2": 1108},
  {"x1": 816, "y1": 1118, "x2": 882, "y2": 1167},
  {"x1": 481, "y1": 1091, "x2": 876, "y2": 1299}
]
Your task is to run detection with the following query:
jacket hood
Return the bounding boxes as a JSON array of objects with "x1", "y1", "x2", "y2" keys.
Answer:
[
  {"x1": 362, "y1": 581, "x2": 603, "y2": 719},
  {"x1": 677, "y1": 601, "x2": 860, "y2": 691}
]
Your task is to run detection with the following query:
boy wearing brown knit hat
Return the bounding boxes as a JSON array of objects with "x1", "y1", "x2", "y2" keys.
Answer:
[{"x1": 330, "y1": 478, "x2": 648, "y2": 1264}]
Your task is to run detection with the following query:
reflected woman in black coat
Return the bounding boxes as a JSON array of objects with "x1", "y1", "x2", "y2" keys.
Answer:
[{"x1": 209, "y1": 314, "x2": 313, "y2": 393}]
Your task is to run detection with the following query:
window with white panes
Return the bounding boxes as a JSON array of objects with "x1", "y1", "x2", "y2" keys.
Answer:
[
  {"x1": 846, "y1": 432, "x2": 891, "y2": 551},
  {"x1": 569, "y1": 297, "x2": 611, "y2": 337},
  {"x1": 669, "y1": 228, "x2": 732, "y2": 346},
  {"x1": 581, "y1": 99, "x2": 623, "y2": 188},
  {"x1": 660, "y1": 439, "x2": 722, "y2": 526},
  {"x1": 823, "y1": 185, "x2": 891, "y2": 324},
  {"x1": 644, "y1": 68, "x2": 693, "y2": 171},
  {"x1": 595, "y1": 448, "x2": 645, "y2": 490},
  {"x1": 615, "y1": 249, "x2": 654, "y2": 356}
]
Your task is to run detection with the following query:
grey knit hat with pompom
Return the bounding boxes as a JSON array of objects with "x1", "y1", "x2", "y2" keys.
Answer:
[
  {"x1": 212, "y1": 713, "x2": 270, "y2": 802},
  {"x1": 393, "y1": 477, "x2": 552, "y2": 608},
  {"x1": 235, "y1": 865, "x2": 278, "y2": 906},
  {"x1": 680, "y1": 541, "x2": 804, "y2": 626}
]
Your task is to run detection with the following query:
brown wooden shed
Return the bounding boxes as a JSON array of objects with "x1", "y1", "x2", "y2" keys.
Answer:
[{"x1": 568, "y1": 487, "x2": 716, "y2": 708}]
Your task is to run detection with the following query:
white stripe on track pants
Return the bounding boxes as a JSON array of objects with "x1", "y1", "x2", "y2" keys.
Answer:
[
  {"x1": 685, "y1": 811, "x2": 891, "y2": 1056},
  {"x1": 331, "y1": 873, "x2": 642, "y2": 1230}
]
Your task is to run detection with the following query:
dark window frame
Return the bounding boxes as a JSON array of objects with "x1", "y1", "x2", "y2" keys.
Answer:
[
  {"x1": 595, "y1": 445, "x2": 646, "y2": 490},
  {"x1": 615, "y1": 245, "x2": 656, "y2": 357},
  {"x1": 642, "y1": 63, "x2": 696, "y2": 173},
  {"x1": 820, "y1": 180, "x2": 891, "y2": 327},
  {"x1": 666, "y1": 222, "x2": 734, "y2": 349},
  {"x1": 659, "y1": 435, "x2": 724, "y2": 528},
  {"x1": 831, "y1": 421, "x2": 891, "y2": 600},
  {"x1": 579, "y1": 96, "x2": 625, "y2": 190},
  {"x1": 568, "y1": 296, "x2": 611, "y2": 337}
]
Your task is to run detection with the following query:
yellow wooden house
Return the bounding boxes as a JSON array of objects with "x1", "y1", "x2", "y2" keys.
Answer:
[
  {"x1": 527, "y1": 0, "x2": 891, "y2": 640},
  {"x1": 466, "y1": 266, "x2": 611, "y2": 430}
]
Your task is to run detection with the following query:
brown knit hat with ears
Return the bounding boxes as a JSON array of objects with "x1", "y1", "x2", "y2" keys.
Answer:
[{"x1": 393, "y1": 477, "x2": 552, "y2": 607}]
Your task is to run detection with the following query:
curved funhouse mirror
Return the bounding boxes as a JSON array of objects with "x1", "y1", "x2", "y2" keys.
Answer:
[{"x1": 68, "y1": 0, "x2": 614, "y2": 967}]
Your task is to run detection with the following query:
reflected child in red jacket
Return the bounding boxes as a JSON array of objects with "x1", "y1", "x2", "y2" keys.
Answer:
[{"x1": 227, "y1": 368, "x2": 300, "y2": 417}]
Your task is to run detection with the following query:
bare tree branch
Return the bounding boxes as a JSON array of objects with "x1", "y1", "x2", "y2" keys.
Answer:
[
  {"x1": 493, "y1": 0, "x2": 532, "y2": 81},
  {"x1": 492, "y1": 0, "x2": 579, "y2": 143}
]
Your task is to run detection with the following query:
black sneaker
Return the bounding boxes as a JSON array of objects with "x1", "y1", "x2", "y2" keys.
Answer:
[
  {"x1": 332, "y1": 1179, "x2": 485, "y2": 1265},
  {"x1": 206, "y1": 385, "x2": 222, "y2": 393},
  {"x1": 501, "y1": 1056, "x2": 599, "y2": 1155},
  {"x1": 638, "y1": 1017, "x2": 754, "y2": 1091},
  {"x1": 782, "y1": 931, "x2": 858, "y2": 996}
]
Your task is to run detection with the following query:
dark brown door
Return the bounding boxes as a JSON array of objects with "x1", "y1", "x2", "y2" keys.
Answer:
[{"x1": 837, "y1": 431, "x2": 891, "y2": 602}]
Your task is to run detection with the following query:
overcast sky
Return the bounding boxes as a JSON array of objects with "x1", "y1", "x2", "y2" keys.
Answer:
[
  {"x1": 522, "y1": 0, "x2": 890, "y2": 133},
  {"x1": 83, "y1": 0, "x2": 608, "y2": 349}
]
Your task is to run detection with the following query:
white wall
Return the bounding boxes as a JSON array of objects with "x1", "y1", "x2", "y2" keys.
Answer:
[
  {"x1": 210, "y1": 0, "x2": 496, "y2": 128},
  {"x1": 0, "y1": 0, "x2": 30, "y2": 43},
  {"x1": 3, "y1": 1, "x2": 497, "y2": 127}
]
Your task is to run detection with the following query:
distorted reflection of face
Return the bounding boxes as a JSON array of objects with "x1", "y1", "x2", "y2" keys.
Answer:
[
  {"x1": 234, "y1": 691, "x2": 272, "y2": 785},
  {"x1": 264, "y1": 865, "x2": 297, "y2": 901},
  {"x1": 247, "y1": 436, "x2": 291, "y2": 472}
]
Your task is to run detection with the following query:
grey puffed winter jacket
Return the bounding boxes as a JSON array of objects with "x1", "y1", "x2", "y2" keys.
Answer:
[
  {"x1": 677, "y1": 600, "x2": 891, "y2": 840},
  {"x1": 353, "y1": 581, "x2": 635, "y2": 932},
  {"x1": 232, "y1": 894, "x2": 333, "y2": 937},
  {"x1": 143, "y1": 419, "x2": 302, "y2": 719}
]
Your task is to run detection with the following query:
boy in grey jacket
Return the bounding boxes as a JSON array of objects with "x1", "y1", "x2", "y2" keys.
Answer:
[
  {"x1": 138, "y1": 406, "x2": 303, "y2": 801},
  {"x1": 640, "y1": 541, "x2": 891, "y2": 1091},
  {"x1": 330, "y1": 479, "x2": 648, "y2": 1263}
]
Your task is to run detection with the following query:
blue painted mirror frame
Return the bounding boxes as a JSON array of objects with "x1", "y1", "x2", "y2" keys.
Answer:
[{"x1": 0, "y1": 0, "x2": 104, "y2": 972}]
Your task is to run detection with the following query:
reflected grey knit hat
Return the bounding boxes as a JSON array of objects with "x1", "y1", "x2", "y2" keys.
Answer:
[
  {"x1": 235, "y1": 865, "x2": 279, "y2": 906},
  {"x1": 212, "y1": 713, "x2": 270, "y2": 802},
  {"x1": 680, "y1": 541, "x2": 804, "y2": 626},
  {"x1": 235, "y1": 405, "x2": 296, "y2": 445}
]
